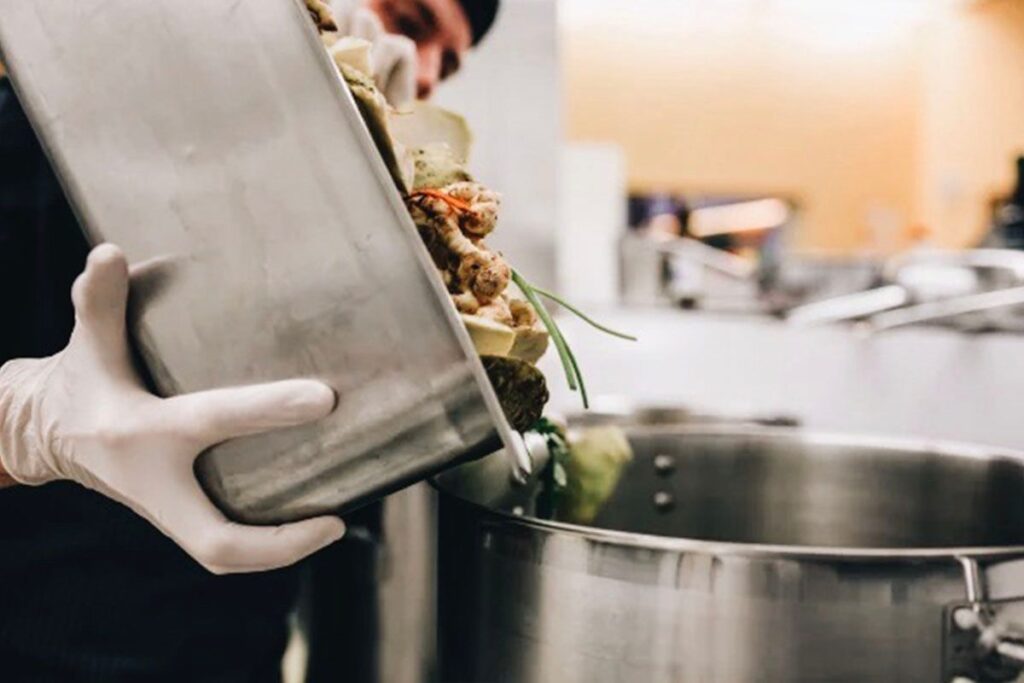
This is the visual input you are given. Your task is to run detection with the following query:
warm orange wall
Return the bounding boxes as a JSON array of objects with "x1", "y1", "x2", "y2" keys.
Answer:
[
  {"x1": 918, "y1": 0, "x2": 1024, "y2": 248},
  {"x1": 562, "y1": 2, "x2": 923, "y2": 253}
]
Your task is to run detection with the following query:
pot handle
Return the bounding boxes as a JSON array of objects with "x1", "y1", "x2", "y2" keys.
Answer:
[
  {"x1": 976, "y1": 556, "x2": 1024, "y2": 603},
  {"x1": 944, "y1": 557, "x2": 1024, "y2": 682}
]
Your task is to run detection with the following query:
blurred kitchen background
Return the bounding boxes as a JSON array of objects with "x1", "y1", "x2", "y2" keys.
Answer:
[
  {"x1": 433, "y1": 0, "x2": 1024, "y2": 448},
  {"x1": 295, "y1": 2, "x2": 1024, "y2": 681}
]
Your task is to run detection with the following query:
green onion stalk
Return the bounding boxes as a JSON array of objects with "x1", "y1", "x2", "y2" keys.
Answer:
[{"x1": 511, "y1": 270, "x2": 637, "y2": 411}]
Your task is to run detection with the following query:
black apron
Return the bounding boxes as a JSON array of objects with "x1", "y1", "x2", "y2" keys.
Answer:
[{"x1": 0, "y1": 77, "x2": 299, "y2": 683}]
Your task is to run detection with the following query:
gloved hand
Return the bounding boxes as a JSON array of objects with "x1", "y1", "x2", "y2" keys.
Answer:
[
  {"x1": 330, "y1": 0, "x2": 418, "y2": 107},
  {"x1": 0, "y1": 244, "x2": 346, "y2": 574}
]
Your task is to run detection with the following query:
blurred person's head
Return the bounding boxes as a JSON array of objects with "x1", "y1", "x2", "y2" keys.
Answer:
[{"x1": 366, "y1": 0, "x2": 499, "y2": 99}]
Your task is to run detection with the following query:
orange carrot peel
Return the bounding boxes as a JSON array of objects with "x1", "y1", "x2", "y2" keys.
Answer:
[{"x1": 410, "y1": 189, "x2": 472, "y2": 214}]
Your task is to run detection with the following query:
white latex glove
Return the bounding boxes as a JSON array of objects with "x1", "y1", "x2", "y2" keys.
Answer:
[
  {"x1": 331, "y1": 0, "x2": 418, "y2": 107},
  {"x1": 0, "y1": 244, "x2": 346, "y2": 574}
]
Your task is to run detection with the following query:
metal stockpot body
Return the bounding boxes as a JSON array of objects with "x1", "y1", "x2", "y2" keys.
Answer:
[{"x1": 434, "y1": 427, "x2": 1024, "y2": 683}]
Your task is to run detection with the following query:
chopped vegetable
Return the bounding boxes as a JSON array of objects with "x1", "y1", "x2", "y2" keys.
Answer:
[
  {"x1": 305, "y1": 0, "x2": 338, "y2": 32},
  {"x1": 532, "y1": 420, "x2": 634, "y2": 523},
  {"x1": 481, "y1": 356, "x2": 549, "y2": 432},
  {"x1": 410, "y1": 145, "x2": 472, "y2": 191},
  {"x1": 410, "y1": 188, "x2": 473, "y2": 213},
  {"x1": 557, "y1": 426, "x2": 634, "y2": 524},
  {"x1": 305, "y1": 3, "x2": 634, "y2": 420},
  {"x1": 532, "y1": 418, "x2": 571, "y2": 519},
  {"x1": 389, "y1": 102, "x2": 474, "y2": 165},
  {"x1": 507, "y1": 325, "x2": 549, "y2": 364},
  {"x1": 463, "y1": 314, "x2": 517, "y2": 357}
]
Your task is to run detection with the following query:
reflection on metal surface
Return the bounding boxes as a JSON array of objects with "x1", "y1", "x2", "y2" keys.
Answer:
[
  {"x1": 435, "y1": 427, "x2": 1024, "y2": 682},
  {"x1": 786, "y1": 284, "x2": 909, "y2": 325},
  {"x1": 568, "y1": 404, "x2": 801, "y2": 430},
  {"x1": 0, "y1": 0, "x2": 527, "y2": 523},
  {"x1": 301, "y1": 486, "x2": 439, "y2": 683}
]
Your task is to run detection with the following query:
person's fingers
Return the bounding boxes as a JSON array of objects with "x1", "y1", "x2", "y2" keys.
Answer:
[
  {"x1": 166, "y1": 481, "x2": 345, "y2": 574},
  {"x1": 190, "y1": 515, "x2": 346, "y2": 574},
  {"x1": 132, "y1": 461, "x2": 344, "y2": 573},
  {"x1": 164, "y1": 379, "x2": 337, "y2": 448}
]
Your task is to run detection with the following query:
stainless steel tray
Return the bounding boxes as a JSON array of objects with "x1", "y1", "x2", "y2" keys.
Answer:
[{"x1": 0, "y1": 0, "x2": 527, "y2": 524}]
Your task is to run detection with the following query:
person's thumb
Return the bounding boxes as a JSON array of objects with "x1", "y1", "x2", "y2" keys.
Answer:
[{"x1": 69, "y1": 244, "x2": 134, "y2": 374}]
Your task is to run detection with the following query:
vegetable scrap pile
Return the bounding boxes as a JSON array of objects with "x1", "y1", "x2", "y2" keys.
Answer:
[{"x1": 305, "y1": 2, "x2": 634, "y2": 430}]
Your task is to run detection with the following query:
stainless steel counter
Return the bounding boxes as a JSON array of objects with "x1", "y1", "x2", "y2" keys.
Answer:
[{"x1": 541, "y1": 308, "x2": 1024, "y2": 450}]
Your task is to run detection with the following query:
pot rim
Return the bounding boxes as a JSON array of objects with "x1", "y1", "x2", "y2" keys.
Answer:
[{"x1": 434, "y1": 425, "x2": 1024, "y2": 563}]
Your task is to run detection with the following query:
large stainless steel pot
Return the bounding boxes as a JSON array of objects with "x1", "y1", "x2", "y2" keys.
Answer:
[{"x1": 434, "y1": 427, "x2": 1024, "y2": 682}]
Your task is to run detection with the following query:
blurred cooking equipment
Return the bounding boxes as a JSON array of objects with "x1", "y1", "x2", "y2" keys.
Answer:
[
  {"x1": 764, "y1": 254, "x2": 884, "y2": 312},
  {"x1": 435, "y1": 426, "x2": 1024, "y2": 683},
  {"x1": 620, "y1": 191, "x2": 792, "y2": 312},
  {"x1": 0, "y1": 0, "x2": 528, "y2": 524},
  {"x1": 985, "y1": 155, "x2": 1024, "y2": 251},
  {"x1": 787, "y1": 248, "x2": 1024, "y2": 333},
  {"x1": 620, "y1": 234, "x2": 759, "y2": 309},
  {"x1": 870, "y1": 286, "x2": 1024, "y2": 333}
]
